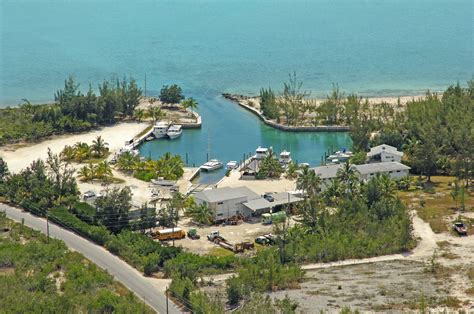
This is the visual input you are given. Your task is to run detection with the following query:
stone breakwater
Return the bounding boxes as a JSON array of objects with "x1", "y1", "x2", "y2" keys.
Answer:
[{"x1": 222, "y1": 93, "x2": 350, "y2": 132}]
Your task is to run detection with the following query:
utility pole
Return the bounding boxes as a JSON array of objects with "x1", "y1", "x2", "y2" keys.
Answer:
[
  {"x1": 166, "y1": 288, "x2": 169, "y2": 314},
  {"x1": 46, "y1": 213, "x2": 50, "y2": 242}
]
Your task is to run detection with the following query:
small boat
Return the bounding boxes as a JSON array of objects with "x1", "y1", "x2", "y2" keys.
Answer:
[
  {"x1": 145, "y1": 135, "x2": 155, "y2": 141},
  {"x1": 326, "y1": 148, "x2": 353, "y2": 164},
  {"x1": 151, "y1": 178, "x2": 176, "y2": 187},
  {"x1": 201, "y1": 159, "x2": 223, "y2": 171},
  {"x1": 153, "y1": 121, "x2": 170, "y2": 139},
  {"x1": 279, "y1": 150, "x2": 292, "y2": 166},
  {"x1": 226, "y1": 161, "x2": 238, "y2": 170},
  {"x1": 167, "y1": 124, "x2": 183, "y2": 139},
  {"x1": 255, "y1": 146, "x2": 269, "y2": 160}
]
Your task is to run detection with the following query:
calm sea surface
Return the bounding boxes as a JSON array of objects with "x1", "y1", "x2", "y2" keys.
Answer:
[{"x1": 1, "y1": 0, "x2": 472, "y2": 182}]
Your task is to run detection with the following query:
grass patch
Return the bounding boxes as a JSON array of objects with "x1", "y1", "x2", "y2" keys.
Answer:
[
  {"x1": 399, "y1": 176, "x2": 474, "y2": 233},
  {"x1": 134, "y1": 124, "x2": 153, "y2": 139},
  {"x1": 208, "y1": 247, "x2": 235, "y2": 258}
]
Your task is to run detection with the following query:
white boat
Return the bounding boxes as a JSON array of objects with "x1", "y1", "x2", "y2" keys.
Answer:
[
  {"x1": 167, "y1": 124, "x2": 183, "y2": 139},
  {"x1": 279, "y1": 150, "x2": 292, "y2": 166},
  {"x1": 153, "y1": 121, "x2": 170, "y2": 139},
  {"x1": 255, "y1": 146, "x2": 269, "y2": 160},
  {"x1": 201, "y1": 159, "x2": 223, "y2": 171},
  {"x1": 327, "y1": 149, "x2": 353, "y2": 163},
  {"x1": 226, "y1": 160, "x2": 238, "y2": 170}
]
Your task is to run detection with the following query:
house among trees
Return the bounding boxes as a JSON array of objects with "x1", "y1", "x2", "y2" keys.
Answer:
[
  {"x1": 310, "y1": 161, "x2": 410, "y2": 189},
  {"x1": 367, "y1": 144, "x2": 403, "y2": 163}
]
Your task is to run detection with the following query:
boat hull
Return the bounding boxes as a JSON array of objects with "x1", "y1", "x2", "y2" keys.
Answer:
[{"x1": 167, "y1": 131, "x2": 182, "y2": 139}]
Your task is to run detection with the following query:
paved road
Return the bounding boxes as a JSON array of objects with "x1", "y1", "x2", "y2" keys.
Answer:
[{"x1": 1, "y1": 203, "x2": 181, "y2": 314}]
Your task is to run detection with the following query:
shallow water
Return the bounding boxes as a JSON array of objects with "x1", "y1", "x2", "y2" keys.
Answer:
[{"x1": 1, "y1": 0, "x2": 471, "y2": 182}]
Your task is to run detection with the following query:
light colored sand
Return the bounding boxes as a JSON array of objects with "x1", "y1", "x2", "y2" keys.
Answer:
[
  {"x1": 0, "y1": 122, "x2": 149, "y2": 173},
  {"x1": 216, "y1": 169, "x2": 297, "y2": 195}
]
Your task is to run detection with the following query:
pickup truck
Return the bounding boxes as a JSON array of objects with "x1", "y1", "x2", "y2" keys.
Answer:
[{"x1": 453, "y1": 222, "x2": 467, "y2": 236}]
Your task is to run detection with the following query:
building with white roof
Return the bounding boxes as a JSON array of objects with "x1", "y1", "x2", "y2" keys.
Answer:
[
  {"x1": 193, "y1": 187, "x2": 304, "y2": 220},
  {"x1": 367, "y1": 144, "x2": 403, "y2": 163},
  {"x1": 193, "y1": 186, "x2": 260, "y2": 220},
  {"x1": 307, "y1": 161, "x2": 411, "y2": 190}
]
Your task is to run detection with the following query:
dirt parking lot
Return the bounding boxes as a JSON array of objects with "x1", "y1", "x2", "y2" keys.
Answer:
[{"x1": 172, "y1": 217, "x2": 277, "y2": 254}]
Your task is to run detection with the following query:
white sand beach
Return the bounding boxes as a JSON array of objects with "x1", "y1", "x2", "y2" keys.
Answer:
[{"x1": 0, "y1": 122, "x2": 149, "y2": 173}]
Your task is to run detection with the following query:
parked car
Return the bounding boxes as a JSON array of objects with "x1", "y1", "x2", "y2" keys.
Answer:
[
  {"x1": 453, "y1": 222, "x2": 467, "y2": 236},
  {"x1": 187, "y1": 228, "x2": 201, "y2": 240}
]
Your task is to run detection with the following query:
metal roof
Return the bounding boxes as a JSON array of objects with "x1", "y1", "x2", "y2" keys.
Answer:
[
  {"x1": 309, "y1": 161, "x2": 410, "y2": 179},
  {"x1": 242, "y1": 192, "x2": 304, "y2": 212},
  {"x1": 367, "y1": 144, "x2": 403, "y2": 157},
  {"x1": 311, "y1": 164, "x2": 344, "y2": 179},
  {"x1": 355, "y1": 162, "x2": 410, "y2": 175},
  {"x1": 194, "y1": 186, "x2": 260, "y2": 203}
]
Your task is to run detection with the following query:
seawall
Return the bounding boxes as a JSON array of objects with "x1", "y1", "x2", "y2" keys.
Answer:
[{"x1": 222, "y1": 93, "x2": 350, "y2": 132}]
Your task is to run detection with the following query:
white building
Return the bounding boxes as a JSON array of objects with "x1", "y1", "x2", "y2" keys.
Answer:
[
  {"x1": 367, "y1": 144, "x2": 403, "y2": 163},
  {"x1": 308, "y1": 161, "x2": 411, "y2": 190},
  {"x1": 193, "y1": 186, "x2": 260, "y2": 220}
]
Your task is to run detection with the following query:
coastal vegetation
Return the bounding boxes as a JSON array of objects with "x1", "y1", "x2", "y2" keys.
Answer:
[
  {"x1": 0, "y1": 214, "x2": 153, "y2": 313},
  {"x1": 60, "y1": 136, "x2": 109, "y2": 163},
  {"x1": 256, "y1": 77, "x2": 473, "y2": 187},
  {"x1": 286, "y1": 165, "x2": 414, "y2": 263},
  {"x1": 256, "y1": 149, "x2": 284, "y2": 179},
  {"x1": 116, "y1": 151, "x2": 185, "y2": 181},
  {"x1": 0, "y1": 76, "x2": 142, "y2": 146},
  {"x1": 0, "y1": 156, "x2": 234, "y2": 278},
  {"x1": 159, "y1": 84, "x2": 184, "y2": 104}
]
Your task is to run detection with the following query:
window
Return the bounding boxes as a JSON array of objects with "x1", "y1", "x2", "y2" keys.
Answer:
[
  {"x1": 389, "y1": 171, "x2": 393, "y2": 174},
  {"x1": 396, "y1": 170, "x2": 400, "y2": 173},
  {"x1": 217, "y1": 201, "x2": 223, "y2": 205},
  {"x1": 217, "y1": 213, "x2": 223, "y2": 217}
]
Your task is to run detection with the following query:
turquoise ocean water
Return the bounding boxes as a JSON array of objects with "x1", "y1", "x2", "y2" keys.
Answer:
[{"x1": 1, "y1": 0, "x2": 472, "y2": 182}]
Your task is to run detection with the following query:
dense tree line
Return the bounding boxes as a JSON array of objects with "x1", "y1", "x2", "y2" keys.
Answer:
[
  {"x1": 0, "y1": 215, "x2": 154, "y2": 313},
  {"x1": 0, "y1": 76, "x2": 142, "y2": 145},
  {"x1": 287, "y1": 162, "x2": 414, "y2": 264},
  {"x1": 260, "y1": 78, "x2": 473, "y2": 185}
]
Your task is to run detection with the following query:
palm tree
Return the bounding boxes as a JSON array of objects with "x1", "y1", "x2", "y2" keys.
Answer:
[
  {"x1": 297, "y1": 167, "x2": 321, "y2": 196},
  {"x1": 186, "y1": 203, "x2": 213, "y2": 225},
  {"x1": 378, "y1": 174, "x2": 397, "y2": 200},
  {"x1": 133, "y1": 108, "x2": 147, "y2": 122},
  {"x1": 148, "y1": 106, "x2": 166, "y2": 123},
  {"x1": 91, "y1": 136, "x2": 109, "y2": 157},
  {"x1": 117, "y1": 151, "x2": 139, "y2": 172},
  {"x1": 74, "y1": 142, "x2": 91, "y2": 162},
  {"x1": 78, "y1": 165, "x2": 93, "y2": 181},
  {"x1": 336, "y1": 161, "x2": 359, "y2": 196},
  {"x1": 96, "y1": 161, "x2": 112, "y2": 179},
  {"x1": 181, "y1": 97, "x2": 199, "y2": 120},
  {"x1": 323, "y1": 178, "x2": 343, "y2": 206},
  {"x1": 285, "y1": 162, "x2": 298, "y2": 179},
  {"x1": 60, "y1": 145, "x2": 76, "y2": 162}
]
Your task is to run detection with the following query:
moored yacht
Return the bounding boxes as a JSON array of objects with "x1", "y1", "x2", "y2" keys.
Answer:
[
  {"x1": 279, "y1": 150, "x2": 292, "y2": 166},
  {"x1": 255, "y1": 146, "x2": 269, "y2": 160},
  {"x1": 226, "y1": 160, "x2": 238, "y2": 170},
  {"x1": 167, "y1": 124, "x2": 183, "y2": 139},
  {"x1": 326, "y1": 148, "x2": 353, "y2": 164},
  {"x1": 153, "y1": 121, "x2": 170, "y2": 138},
  {"x1": 201, "y1": 159, "x2": 223, "y2": 171}
]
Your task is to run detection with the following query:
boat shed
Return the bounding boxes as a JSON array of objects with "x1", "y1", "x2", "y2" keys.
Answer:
[
  {"x1": 193, "y1": 186, "x2": 260, "y2": 220},
  {"x1": 367, "y1": 144, "x2": 403, "y2": 163},
  {"x1": 242, "y1": 192, "x2": 304, "y2": 215}
]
